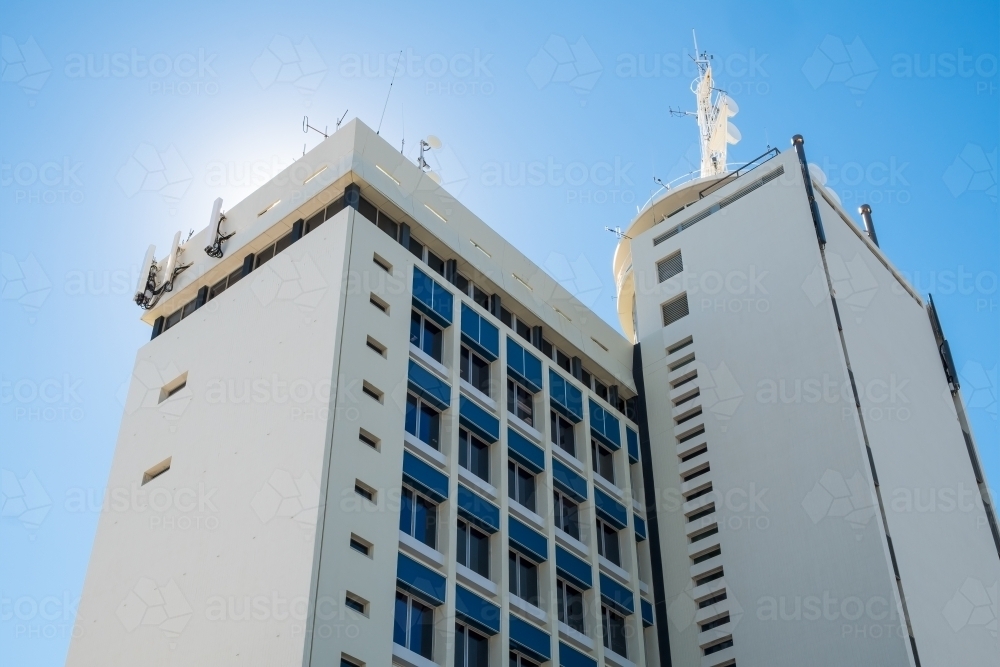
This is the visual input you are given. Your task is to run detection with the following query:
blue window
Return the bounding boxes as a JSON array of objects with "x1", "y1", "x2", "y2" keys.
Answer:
[
  {"x1": 589, "y1": 399, "x2": 621, "y2": 450},
  {"x1": 395, "y1": 591, "x2": 433, "y2": 658},
  {"x1": 400, "y1": 486, "x2": 437, "y2": 548},
  {"x1": 596, "y1": 518, "x2": 620, "y2": 566},
  {"x1": 412, "y1": 267, "x2": 453, "y2": 326},
  {"x1": 508, "y1": 379, "x2": 534, "y2": 427},
  {"x1": 411, "y1": 310, "x2": 443, "y2": 362},
  {"x1": 457, "y1": 518, "x2": 490, "y2": 578},
  {"x1": 601, "y1": 606, "x2": 627, "y2": 658},
  {"x1": 508, "y1": 460, "x2": 536, "y2": 511},
  {"x1": 406, "y1": 393, "x2": 441, "y2": 449},
  {"x1": 459, "y1": 428, "x2": 490, "y2": 483},
  {"x1": 461, "y1": 345, "x2": 491, "y2": 395},
  {"x1": 549, "y1": 369, "x2": 583, "y2": 423},
  {"x1": 553, "y1": 490, "x2": 580, "y2": 540},
  {"x1": 455, "y1": 622, "x2": 489, "y2": 667},
  {"x1": 626, "y1": 428, "x2": 640, "y2": 463},
  {"x1": 551, "y1": 410, "x2": 576, "y2": 457},
  {"x1": 507, "y1": 338, "x2": 542, "y2": 393},
  {"x1": 461, "y1": 303, "x2": 499, "y2": 361}
]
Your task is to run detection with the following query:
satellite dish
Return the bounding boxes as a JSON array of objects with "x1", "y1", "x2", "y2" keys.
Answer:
[
  {"x1": 725, "y1": 97, "x2": 739, "y2": 116},
  {"x1": 425, "y1": 135, "x2": 442, "y2": 150},
  {"x1": 427, "y1": 171, "x2": 442, "y2": 184},
  {"x1": 726, "y1": 123, "x2": 742, "y2": 145},
  {"x1": 134, "y1": 245, "x2": 156, "y2": 302},
  {"x1": 808, "y1": 163, "x2": 828, "y2": 186}
]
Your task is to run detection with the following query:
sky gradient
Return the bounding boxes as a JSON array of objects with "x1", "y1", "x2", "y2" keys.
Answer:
[{"x1": 1, "y1": 2, "x2": 997, "y2": 665}]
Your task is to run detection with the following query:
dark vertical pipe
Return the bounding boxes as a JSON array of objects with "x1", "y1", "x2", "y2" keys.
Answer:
[
  {"x1": 241, "y1": 253, "x2": 255, "y2": 277},
  {"x1": 792, "y1": 134, "x2": 826, "y2": 245},
  {"x1": 194, "y1": 286, "x2": 208, "y2": 310},
  {"x1": 632, "y1": 343, "x2": 673, "y2": 666},
  {"x1": 859, "y1": 204, "x2": 879, "y2": 247}
]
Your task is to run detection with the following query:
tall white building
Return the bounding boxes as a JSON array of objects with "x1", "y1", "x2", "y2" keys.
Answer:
[{"x1": 68, "y1": 103, "x2": 997, "y2": 667}]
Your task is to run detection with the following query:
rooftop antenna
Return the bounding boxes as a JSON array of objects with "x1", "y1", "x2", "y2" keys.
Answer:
[
  {"x1": 302, "y1": 116, "x2": 329, "y2": 139},
  {"x1": 418, "y1": 135, "x2": 441, "y2": 171},
  {"x1": 377, "y1": 50, "x2": 402, "y2": 135},
  {"x1": 668, "y1": 31, "x2": 741, "y2": 178},
  {"x1": 605, "y1": 226, "x2": 632, "y2": 240},
  {"x1": 336, "y1": 109, "x2": 348, "y2": 131},
  {"x1": 653, "y1": 176, "x2": 668, "y2": 190}
]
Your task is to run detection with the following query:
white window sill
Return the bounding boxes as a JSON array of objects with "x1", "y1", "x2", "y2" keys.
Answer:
[
  {"x1": 599, "y1": 555, "x2": 631, "y2": 584},
  {"x1": 409, "y1": 343, "x2": 449, "y2": 380},
  {"x1": 457, "y1": 466, "x2": 497, "y2": 500},
  {"x1": 404, "y1": 431, "x2": 447, "y2": 470},
  {"x1": 509, "y1": 594, "x2": 547, "y2": 624},
  {"x1": 508, "y1": 500, "x2": 545, "y2": 531},
  {"x1": 456, "y1": 563, "x2": 497, "y2": 598},
  {"x1": 398, "y1": 530, "x2": 445, "y2": 569},
  {"x1": 632, "y1": 498, "x2": 644, "y2": 516},
  {"x1": 593, "y1": 473, "x2": 625, "y2": 500},
  {"x1": 558, "y1": 621, "x2": 594, "y2": 652},
  {"x1": 459, "y1": 379, "x2": 496, "y2": 412},
  {"x1": 555, "y1": 529, "x2": 589, "y2": 558},
  {"x1": 507, "y1": 414, "x2": 542, "y2": 443},
  {"x1": 392, "y1": 642, "x2": 438, "y2": 667},
  {"x1": 550, "y1": 443, "x2": 585, "y2": 473},
  {"x1": 639, "y1": 580, "x2": 650, "y2": 595},
  {"x1": 603, "y1": 647, "x2": 635, "y2": 667}
]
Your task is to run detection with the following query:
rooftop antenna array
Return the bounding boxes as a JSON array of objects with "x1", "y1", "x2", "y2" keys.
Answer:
[
  {"x1": 668, "y1": 31, "x2": 741, "y2": 178},
  {"x1": 133, "y1": 231, "x2": 192, "y2": 310},
  {"x1": 204, "y1": 197, "x2": 234, "y2": 258}
]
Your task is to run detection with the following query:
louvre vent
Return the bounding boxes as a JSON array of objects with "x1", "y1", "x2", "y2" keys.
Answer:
[
  {"x1": 661, "y1": 293, "x2": 690, "y2": 327},
  {"x1": 653, "y1": 165, "x2": 785, "y2": 246},
  {"x1": 657, "y1": 252, "x2": 684, "y2": 283}
]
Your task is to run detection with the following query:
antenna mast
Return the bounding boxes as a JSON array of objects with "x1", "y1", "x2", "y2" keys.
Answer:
[{"x1": 670, "y1": 32, "x2": 742, "y2": 178}]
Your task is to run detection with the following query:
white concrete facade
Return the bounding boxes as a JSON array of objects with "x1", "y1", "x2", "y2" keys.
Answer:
[
  {"x1": 68, "y1": 121, "x2": 657, "y2": 667},
  {"x1": 618, "y1": 146, "x2": 999, "y2": 666}
]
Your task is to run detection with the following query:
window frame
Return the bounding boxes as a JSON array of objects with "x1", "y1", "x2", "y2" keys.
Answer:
[
  {"x1": 399, "y1": 485, "x2": 438, "y2": 549},
  {"x1": 458, "y1": 427, "x2": 491, "y2": 484},
  {"x1": 508, "y1": 550, "x2": 540, "y2": 606},
  {"x1": 601, "y1": 605, "x2": 628, "y2": 657},
  {"x1": 507, "y1": 460, "x2": 536, "y2": 512},
  {"x1": 456, "y1": 517, "x2": 491, "y2": 579},
  {"x1": 551, "y1": 410, "x2": 576, "y2": 457},
  {"x1": 591, "y1": 438, "x2": 616, "y2": 485},
  {"x1": 460, "y1": 344, "x2": 491, "y2": 396},
  {"x1": 553, "y1": 490, "x2": 580, "y2": 540},
  {"x1": 455, "y1": 622, "x2": 490, "y2": 667},
  {"x1": 556, "y1": 579, "x2": 586, "y2": 634},
  {"x1": 405, "y1": 392, "x2": 442, "y2": 450},
  {"x1": 596, "y1": 518, "x2": 621, "y2": 566},
  {"x1": 394, "y1": 590, "x2": 434, "y2": 659},
  {"x1": 507, "y1": 378, "x2": 534, "y2": 427},
  {"x1": 410, "y1": 310, "x2": 444, "y2": 362}
]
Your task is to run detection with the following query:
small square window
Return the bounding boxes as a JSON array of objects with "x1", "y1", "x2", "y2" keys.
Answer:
[
  {"x1": 344, "y1": 592, "x2": 368, "y2": 616},
  {"x1": 355, "y1": 481, "x2": 376, "y2": 502},
  {"x1": 370, "y1": 293, "x2": 390, "y2": 314},
  {"x1": 142, "y1": 457, "x2": 172, "y2": 486},
  {"x1": 358, "y1": 429, "x2": 380, "y2": 450},
  {"x1": 349, "y1": 535, "x2": 372, "y2": 557}
]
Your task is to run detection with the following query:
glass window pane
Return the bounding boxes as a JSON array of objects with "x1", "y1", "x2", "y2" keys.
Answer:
[
  {"x1": 405, "y1": 394, "x2": 418, "y2": 437},
  {"x1": 508, "y1": 551, "x2": 517, "y2": 596},
  {"x1": 459, "y1": 430, "x2": 469, "y2": 470},
  {"x1": 507, "y1": 462, "x2": 517, "y2": 504},
  {"x1": 471, "y1": 436, "x2": 489, "y2": 481},
  {"x1": 457, "y1": 520, "x2": 468, "y2": 567},
  {"x1": 470, "y1": 627, "x2": 489, "y2": 666},
  {"x1": 410, "y1": 311, "x2": 421, "y2": 347},
  {"x1": 394, "y1": 592, "x2": 408, "y2": 646},
  {"x1": 471, "y1": 528, "x2": 489, "y2": 577},
  {"x1": 455, "y1": 624, "x2": 466, "y2": 666},
  {"x1": 400, "y1": 488, "x2": 413, "y2": 535},
  {"x1": 411, "y1": 599, "x2": 433, "y2": 658}
]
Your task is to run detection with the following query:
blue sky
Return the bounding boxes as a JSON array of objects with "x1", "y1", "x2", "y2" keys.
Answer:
[{"x1": 1, "y1": 1, "x2": 997, "y2": 664}]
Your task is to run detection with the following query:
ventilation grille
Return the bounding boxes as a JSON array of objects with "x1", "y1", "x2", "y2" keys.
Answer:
[
  {"x1": 653, "y1": 165, "x2": 785, "y2": 246},
  {"x1": 657, "y1": 252, "x2": 684, "y2": 283},
  {"x1": 661, "y1": 293, "x2": 690, "y2": 327}
]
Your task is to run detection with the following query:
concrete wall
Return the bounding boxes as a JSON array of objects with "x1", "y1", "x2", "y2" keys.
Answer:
[
  {"x1": 818, "y1": 191, "x2": 1000, "y2": 667},
  {"x1": 630, "y1": 150, "x2": 913, "y2": 667},
  {"x1": 67, "y1": 207, "x2": 352, "y2": 666}
]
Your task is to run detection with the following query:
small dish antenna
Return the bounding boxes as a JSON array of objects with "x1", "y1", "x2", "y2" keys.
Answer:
[
  {"x1": 134, "y1": 231, "x2": 192, "y2": 310},
  {"x1": 418, "y1": 135, "x2": 442, "y2": 172}
]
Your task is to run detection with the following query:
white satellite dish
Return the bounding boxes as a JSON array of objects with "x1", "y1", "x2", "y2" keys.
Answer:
[
  {"x1": 427, "y1": 171, "x2": 442, "y2": 184},
  {"x1": 808, "y1": 163, "x2": 828, "y2": 186},
  {"x1": 425, "y1": 135, "x2": 442, "y2": 150},
  {"x1": 725, "y1": 97, "x2": 739, "y2": 116},
  {"x1": 727, "y1": 124, "x2": 742, "y2": 145}
]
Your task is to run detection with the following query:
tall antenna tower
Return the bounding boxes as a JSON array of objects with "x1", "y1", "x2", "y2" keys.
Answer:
[{"x1": 670, "y1": 32, "x2": 742, "y2": 178}]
